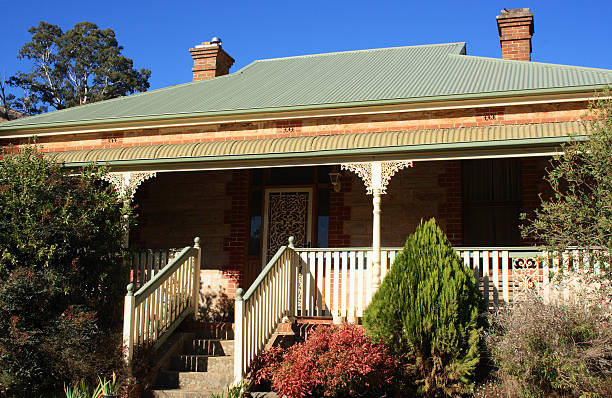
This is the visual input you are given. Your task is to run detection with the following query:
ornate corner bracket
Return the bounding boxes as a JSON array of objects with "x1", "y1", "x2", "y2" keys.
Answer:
[
  {"x1": 341, "y1": 160, "x2": 413, "y2": 194},
  {"x1": 101, "y1": 171, "x2": 157, "y2": 202}
]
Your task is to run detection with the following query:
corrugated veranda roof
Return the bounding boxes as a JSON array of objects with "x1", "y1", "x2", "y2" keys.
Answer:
[
  {"x1": 46, "y1": 121, "x2": 585, "y2": 165},
  {"x1": 2, "y1": 42, "x2": 611, "y2": 132}
]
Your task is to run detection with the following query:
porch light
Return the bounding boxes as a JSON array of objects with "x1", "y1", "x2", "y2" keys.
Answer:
[{"x1": 328, "y1": 171, "x2": 342, "y2": 193}]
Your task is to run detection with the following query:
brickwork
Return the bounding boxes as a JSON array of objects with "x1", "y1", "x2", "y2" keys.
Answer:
[
  {"x1": 15, "y1": 101, "x2": 590, "y2": 153},
  {"x1": 343, "y1": 160, "x2": 463, "y2": 247},
  {"x1": 328, "y1": 172, "x2": 352, "y2": 247},
  {"x1": 222, "y1": 170, "x2": 249, "y2": 294},
  {"x1": 496, "y1": 8, "x2": 534, "y2": 61},
  {"x1": 189, "y1": 41, "x2": 235, "y2": 81},
  {"x1": 127, "y1": 157, "x2": 550, "y2": 308},
  {"x1": 519, "y1": 156, "x2": 553, "y2": 245}
]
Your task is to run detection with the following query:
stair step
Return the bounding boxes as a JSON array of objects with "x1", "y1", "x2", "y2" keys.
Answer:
[
  {"x1": 172, "y1": 355, "x2": 233, "y2": 372},
  {"x1": 181, "y1": 321, "x2": 234, "y2": 340},
  {"x1": 184, "y1": 339, "x2": 234, "y2": 356},
  {"x1": 156, "y1": 370, "x2": 233, "y2": 391},
  {"x1": 149, "y1": 390, "x2": 220, "y2": 398}
]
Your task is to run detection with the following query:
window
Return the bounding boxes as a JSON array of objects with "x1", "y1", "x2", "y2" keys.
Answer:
[
  {"x1": 462, "y1": 159, "x2": 520, "y2": 246},
  {"x1": 248, "y1": 190, "x2": 262, "y2": 255},
  {"x1": 317, "y1": 188, "x2": 329, "y2": 248}
]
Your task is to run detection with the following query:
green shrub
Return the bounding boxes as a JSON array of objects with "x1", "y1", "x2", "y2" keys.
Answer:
[
  {"x1": 486, "y1": 292, "x2": 612, "y2": 398},
  {"x1": 363, "y1": 218, "x2": 483, "y2": 396},
  {"x1": 0, "y1": 145, "x2": 128, "y2": 395}
]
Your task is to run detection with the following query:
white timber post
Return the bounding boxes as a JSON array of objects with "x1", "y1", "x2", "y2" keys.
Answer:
[
  {"x1": 193, "y1": 237, "x2": 201, "y2": 318},
  {"x1": 234, "y1": 287, "x2": 245, "y2": 383},
  {"x1": 341, "y1": 160, "x2": 412, "y2": 295},
  {"x1": 123, "y1": 283, "x2": 136, "y2": 366},
  {"x1": 371, "y1": 188, "x2": 382, "y2": 290},
  {"x1": 288, "y1": 236, "x2": 297, "y2": 317}
]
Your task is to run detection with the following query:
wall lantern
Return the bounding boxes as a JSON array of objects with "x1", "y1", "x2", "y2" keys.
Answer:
[{"x1": 328, "y1": 171, "x2": 342, "y2": 193}]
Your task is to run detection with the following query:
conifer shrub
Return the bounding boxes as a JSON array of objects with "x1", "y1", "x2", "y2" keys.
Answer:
[{"x1": 363, "y1": 218, "x2": 483, "y2": 396}]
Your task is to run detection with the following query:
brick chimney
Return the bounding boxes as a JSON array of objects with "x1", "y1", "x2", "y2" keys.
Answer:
[
  {"x1": 496, "y1": 8, "x2": 534, "y2": 61},
  {"x1": 189, "y1": 37, "x2": 235, "y2": 81}
]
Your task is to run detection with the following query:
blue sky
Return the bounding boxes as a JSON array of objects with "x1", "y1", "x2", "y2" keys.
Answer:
[{"x1": 1, "y1": 0, "x2": 611, "y2": 97}]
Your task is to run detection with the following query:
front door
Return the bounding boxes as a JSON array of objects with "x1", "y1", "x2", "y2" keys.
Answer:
[{"x1": 262, "y1": 188, "x2": 313, "y2": 265}]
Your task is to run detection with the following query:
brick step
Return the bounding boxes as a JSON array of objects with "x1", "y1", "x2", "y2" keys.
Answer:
[
  {"x1": 155, "y1": 370, "x2": 233, "y2": 391},
  {"x1": 172, "y1": 354, "x2": 233, "y2": 373},
  {"x1": 183, "y1": 339, "x2": 234, "y2": 356}
]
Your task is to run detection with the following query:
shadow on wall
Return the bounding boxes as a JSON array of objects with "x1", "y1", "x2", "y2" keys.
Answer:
[{"x1": 199, "y1": 282, "x2": 234, "y2": 322}]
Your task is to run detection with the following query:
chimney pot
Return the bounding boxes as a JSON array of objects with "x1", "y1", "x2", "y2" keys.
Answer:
[{"x1": 496, "y1": 8, "x2": 534, "y2": 61}]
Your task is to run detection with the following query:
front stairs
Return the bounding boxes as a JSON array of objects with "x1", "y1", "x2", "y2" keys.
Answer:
[{"x1": 149, "y1": 322, "x2": 235, "y2": 398}]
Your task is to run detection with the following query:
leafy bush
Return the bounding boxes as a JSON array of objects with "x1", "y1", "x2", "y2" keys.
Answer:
[
  {"x1": 363, "y1": 218, "x2": 483, "y2": 396},
  {"x1": 251, "y1": 323, "x2": 405, "y2": 397},
  {"x1": 0, "y1": 145, "x2": 128, "y2": 394},
  {"x1": 486, "y1": 292, "x2": 612, "y2": 398}
]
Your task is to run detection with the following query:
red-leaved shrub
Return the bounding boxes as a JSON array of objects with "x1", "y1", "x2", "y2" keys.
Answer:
[{"x1": 252, "y1": 323, "x2": 405, "y2": 397}]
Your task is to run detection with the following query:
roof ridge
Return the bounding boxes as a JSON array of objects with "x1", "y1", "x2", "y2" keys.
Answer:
[
  {"x1": 451, "y1": 53, "x2": 612, "y2": 73},
  {"x1": 253, "y1": 42, "x2": 467, "y2": 63}
]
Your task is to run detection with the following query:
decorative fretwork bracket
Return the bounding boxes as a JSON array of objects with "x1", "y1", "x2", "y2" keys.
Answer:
[
  {"x1": 101, "y1": 171, "x2": 157, "y2": 203},
  {"x1": 341, "y1": 160, "x2": 413, "y2": 194}
]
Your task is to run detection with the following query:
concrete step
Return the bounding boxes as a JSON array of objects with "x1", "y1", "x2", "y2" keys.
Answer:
[
  {"x1": 181, "y1": 321, "x2": 234, "y2": 340},
  {"x1": 184, "y1": 339, "x2": 234, "y2": 356},
  {"x1": 172, "y1": 354, "x2": 233, "y2": 373},
  {"x1": 149, "y1": 390, "x2": 219, "y2": 398},
  {"x1": 156, "y1": 370, "x2": 233, "y2": 391}
]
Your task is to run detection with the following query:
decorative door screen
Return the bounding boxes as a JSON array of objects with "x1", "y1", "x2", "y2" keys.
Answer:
[{"x1": 264, "y1": 190, "x2": 312, "y2": 262}]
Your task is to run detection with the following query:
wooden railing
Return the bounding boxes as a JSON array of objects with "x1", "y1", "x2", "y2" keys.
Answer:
[
  {"x1": 233, "y1": 243, "x2": 591, "y2": 382},
  {"x1": 234, "y1": 239, "x2": 298, "y2": 382},
  {"x1": 130, "y1": 248, "x2": 182, "y2": 290},
  {"x1": 292, "y1": 246, "x2": 569, "y2": 318},
  {"x1": 123, "y1": 238, "x2": 201, "y2": 364}
]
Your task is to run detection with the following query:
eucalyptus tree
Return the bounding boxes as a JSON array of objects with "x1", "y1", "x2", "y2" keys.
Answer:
[{"x1": 9, "y1": 21, "x2": 151, "y2": 114}]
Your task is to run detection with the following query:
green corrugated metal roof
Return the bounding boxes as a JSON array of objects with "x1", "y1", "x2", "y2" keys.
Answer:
[
  {"x1": 2, "y1": 42, "x2": 611, "y2": 132},
  {"x1": 46, "y1": 121, "x2": 585, "y2": 164}
]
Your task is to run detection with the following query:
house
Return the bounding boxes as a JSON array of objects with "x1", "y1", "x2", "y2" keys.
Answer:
[{"x1": 1, "y1": 7, "x2": 611, "y2": 393}]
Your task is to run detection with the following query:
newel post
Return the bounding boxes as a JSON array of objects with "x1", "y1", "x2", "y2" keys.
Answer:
[
  {"x1": 288, "y1": 236, "x2": 297, "y2": 317},
  {"x1": 123, "y1": 283, "x2": 136, "y2": 365},
  {"x1": 234, "y1": 287, "x2": 245, "y2": 383},
  {"x1": 192, "y1": 237, "x2": 201, "y2": 318}
]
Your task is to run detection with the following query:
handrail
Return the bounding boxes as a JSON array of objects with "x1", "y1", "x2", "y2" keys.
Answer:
[
  {"x1": 234, "y1": 237, "x2": 298, "y2": 383},
  {"x1": 242, "y1": 246, "x2": 288, "y2": 301},
  {"x1": 123, "y1": 237, "x2": 201, "y2": 365},
  {"x1": 130, "y1": 247, "x2": 181, "y2": 289},
  {"x1": 134, "y1": 246, "x2": 197, "y2": 304},
  {"x1": 294, "y1": 246, "x2": 540, "y2": 252}
]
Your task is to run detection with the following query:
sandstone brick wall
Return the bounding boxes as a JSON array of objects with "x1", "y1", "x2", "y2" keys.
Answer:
[
  {"x1": 519, "y1": 156, "x2": 553, "y2": 245},
  {"x1": 341, "y1": 160, "x2": 463, "y2": 248},
  {"x1": 129, "y1": 169, "x2": 246, "y2": 298}
]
